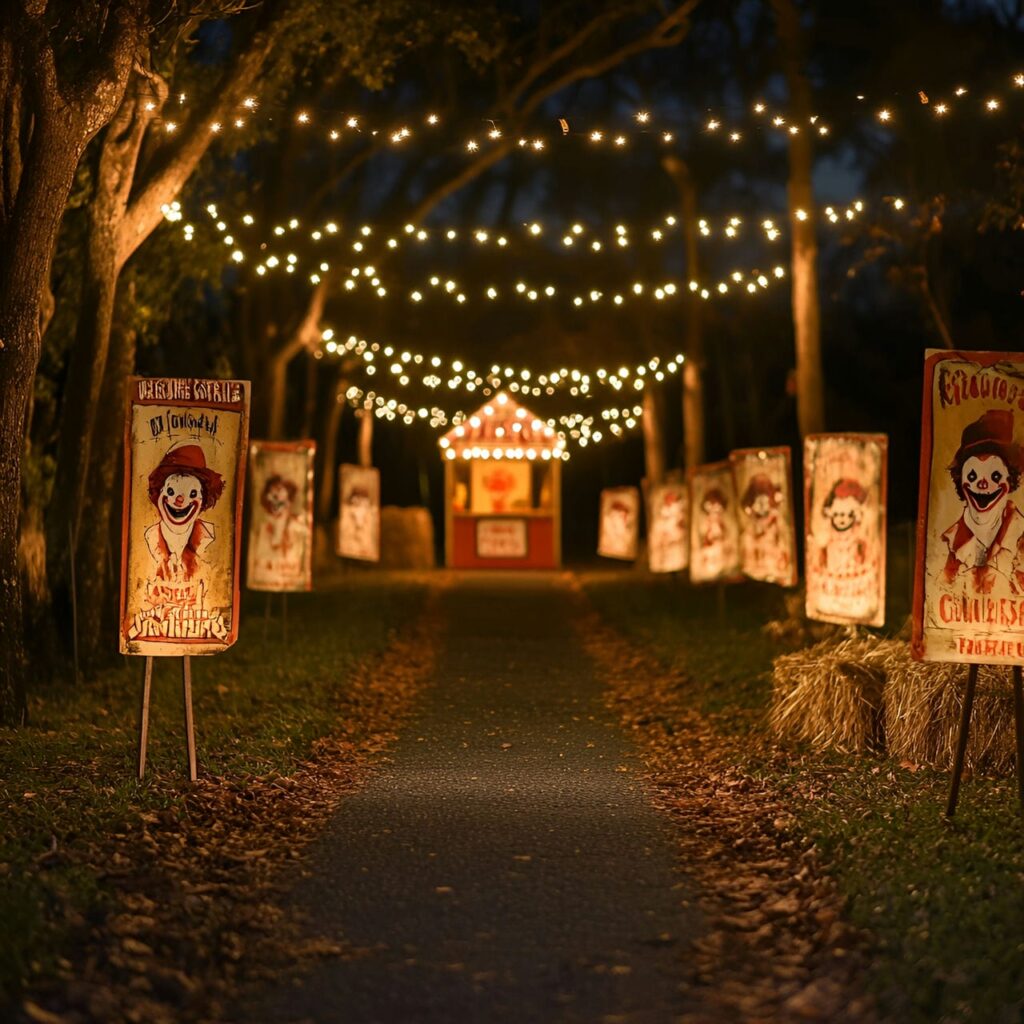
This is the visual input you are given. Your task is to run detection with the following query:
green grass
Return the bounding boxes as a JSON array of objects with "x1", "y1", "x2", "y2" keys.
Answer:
[
  {"x1": 582, "y1": 559, "x2": 1024, "y2": 1024},
  {"x1": 0, "y1": 576, "x2": 428, "y2": 1006}
]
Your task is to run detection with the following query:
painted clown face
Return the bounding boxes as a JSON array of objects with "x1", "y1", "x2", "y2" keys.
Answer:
[
  {"x1": 827, "y1": 496, "x2": 863, "y2": 533},
  {"x1": 748, "y1": 493, "x2": 774, "y2": 518},
  {"x1": 265, "y1": 480, "x2": 292, "y2": 517},
  {"x1": 961, "y1": 454, "x2": 1010, "y2": 518},
  {"x1": 158, "y1": 472, "x2": 202, "y2": 530}
]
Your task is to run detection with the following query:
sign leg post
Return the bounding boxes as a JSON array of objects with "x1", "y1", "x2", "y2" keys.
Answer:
[
  {"x1": 182, "y1": 656, "x2": 197, "y2": 782},
  {"x1": 1013, "y1": 665, "x2": 1024, "y2": 814},
  {"x1": 946, "y1": 663, "x2": 979, "y2": 818},
  {"x1": 282, "y1": 592, "x2": 288, "y2": 646},
  {"x1": 137, "y1": 657, "x2": 153, "y2": 780}
]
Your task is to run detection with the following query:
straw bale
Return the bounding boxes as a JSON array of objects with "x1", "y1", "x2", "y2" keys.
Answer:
[
  {"x1": 770, "y1": 636, "x2": 892, "y2": 753},
  {"x1": 880, "y1": 645, "x2": 1016, "y2": 774},
  {"x1": 771, "y1": 634, "x2": 1019, "y2": 774}
]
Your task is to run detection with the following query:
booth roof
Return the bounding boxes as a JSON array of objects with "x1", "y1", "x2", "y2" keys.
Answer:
[{"x1": 439, "y1": 393, "x2": 563, "y2": 454}]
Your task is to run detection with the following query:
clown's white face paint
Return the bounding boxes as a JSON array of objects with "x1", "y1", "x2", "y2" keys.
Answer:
[
  {"x1": 827, "y1": 495, "x2": 863, "y2": 533},
  {"x1": 748, "y1": 493, "x2": 773, "y2": 518},
  {"x1": 961, "y1": 454, "x2": 1010, "y2": 532},
  {"x1": 265, "y1": 481, "x2": 291, "y2": 518},
  {"x1": 158, "y1": 472, "x2": 202, "y2": 532}
]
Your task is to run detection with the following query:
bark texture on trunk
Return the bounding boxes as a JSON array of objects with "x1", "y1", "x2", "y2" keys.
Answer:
[
  {"x1": 357, "y1": 410, "x2": 374, "y2": 469},
  {"x1": 662, "y1": 154, "x2": 705, "y2": 469},
  {"x1": 77, "y1": 309, "x2": 136, "y2": 667},
  {"x1": 317, "y1": 378, "x2": 346, "y2": 522},
  {"x1": 642, "y1": 385, "x2": 666, "y2": 485},
  {"x1": 0, "y1": 3, "x2": 143, "y2": 718},
  {"x1": 772, "y1": 0, "x2": 825, "y2": 438}
]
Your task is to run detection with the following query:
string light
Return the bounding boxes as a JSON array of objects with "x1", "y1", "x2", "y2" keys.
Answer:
[
  {"x1": 136, "y1": 69, "x2": 1024, "y2": 170},
  {"x1": 321, "y1": 330, "x2": 686, "y2": 401}
]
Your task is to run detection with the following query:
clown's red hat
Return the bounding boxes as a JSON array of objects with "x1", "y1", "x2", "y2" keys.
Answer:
[
  {"x1": 147, "y1": 443, "x2": 224, "y2": 510},
  {"x1": 955, "y1": 409, "x2": 1021, "y2": 469}
]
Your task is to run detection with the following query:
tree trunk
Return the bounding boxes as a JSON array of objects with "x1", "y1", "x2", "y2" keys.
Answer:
[
  {"x1": 357, "y1": 410, "x2": 373, "y2": 468},
  {"x1": 267, "y1": 350, "x2": 290, "y2": 440},
  {"x1": 772, "y1": 0, "x2": 825, "y2": 437},
  {"x1": 641, "y1": 385, "x2": 666, "y2": 485},
  {"x1": 0, "y1": 123, "x2": 93, "y2": 721},
  {"x1": 47, "y1": 244, "x2": 120, "y2": 579},
  {"x1": 317, "y1": 377, "x2": 346, "y2": 522},
  {"x1": 77, "y1": 305, "x2": 136, "y2": 669},
  {"x1": 662, "y1": 154, "x2": 705, "y2": 469}
]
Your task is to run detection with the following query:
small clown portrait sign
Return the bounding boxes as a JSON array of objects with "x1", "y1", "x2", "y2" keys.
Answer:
[
  {"x1": 804, "y1": 433, "x2": 888, "y2": 627},
  {"x1": 646, "y1": 482, "x2": 689, "y2": 574},
  {"x1": 337, "y1": 464, "x2": 381, "y2": 562},
  {"x1": 119, "y1": 377, "x2": 250, "y2": 656},
  {"x1": 730, "y1": 447, "x2": 798, "y2": 587},
  {"x1": 598, "y1": 486, "x2": 640, "y2": 561},
  {"x1": 246, "y1": 440, "x2": 315, "y2": 592},
  {"x1": 914, "y1": 350, "x2": 1024, "y2": 664},
  {"x1": 689, "y1": 462, "x2": 741, "y2": 584}
]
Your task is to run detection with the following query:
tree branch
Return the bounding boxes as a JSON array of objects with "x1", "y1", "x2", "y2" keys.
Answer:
[{"x1": 119, "y1": 0, "x2": 297, "y2": 259}]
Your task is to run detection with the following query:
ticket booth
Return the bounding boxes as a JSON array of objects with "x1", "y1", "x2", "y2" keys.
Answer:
[{"x1": 439, "y1": 393, "x2": 563, "y2": 569}]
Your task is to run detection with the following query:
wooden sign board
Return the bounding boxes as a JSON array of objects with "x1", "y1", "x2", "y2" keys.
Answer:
[
  {"x1": 689, "y1": 462, "x2": 741, "y2": 584},
  {"x1": 914, "y1": 350, "x2": 1024, "y2": 664},
  {"x1": 247, "y1": 440, "x2": 315, "y2": 592},
  {"x1": 337, "y1": 464, "x2": 381, "y2": 562},
  {"x1": 804, "y1": 433, "x2": 888, "y2": 627},
  {"x1": 119, "y1": 377, "x2": 250, "y2": 656},
  {"x1": 646, "y1": 482, "x2": 689, "y2": 574},
  {"x1": 730, "y1": 446, "x2": 798, "y2": 587},
  {"x1": 598, "y1": 486, "x2": 640, "y2": 561}
]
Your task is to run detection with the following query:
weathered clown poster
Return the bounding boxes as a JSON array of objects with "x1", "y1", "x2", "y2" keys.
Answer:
[
  {"x1": 337, "y1": 464, "x2": 381, "y2": 562},
  {"x1": 689, "y1": 462, "x2": 741, "y2": 584},
  {"x1": 730, "y1": 447, "x2": 798, "y2": 587},
  {"x1": 914, "y1": 350, "x2": 1024, "y2": 664},
  {"x1": 646, "y1": 482, "x2": 689, "y2": 574},
  {"x1": 598, "y1": 486, "x2": 640, "y2": 561},
  {"x1": 119, "y1": 377, "x2": 250, "y2": 656},
  {"x1": 247, "y1": 440, "x2": 315, "y2": 592},
  {"x1": 804, "y1": 433, "x2": 888, "y2": 627}
]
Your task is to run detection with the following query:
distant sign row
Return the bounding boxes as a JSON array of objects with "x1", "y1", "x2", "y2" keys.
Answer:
[
  {"x1": 118, "y1": 377, "x2": 380, "y2": 658},
  {"x1": 598, "y1": 435, "x2": 888, "y2": 629}
]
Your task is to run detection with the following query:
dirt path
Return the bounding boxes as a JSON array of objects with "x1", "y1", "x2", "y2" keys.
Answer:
[{"x1": 248, "y1": 574, "x2": 701, "y2": 1023}]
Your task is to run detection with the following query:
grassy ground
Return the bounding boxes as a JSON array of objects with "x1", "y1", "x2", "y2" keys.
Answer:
[
  {"x1": 582, "y1": 544, "x2": 1024, "y2": 1024},
  {"x1": 0, "y1": 575, "x2": 429, "y2": 1008}
]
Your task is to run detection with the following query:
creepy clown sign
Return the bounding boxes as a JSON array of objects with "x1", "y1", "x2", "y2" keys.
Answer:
[
  {"x1": 246, "y1": 440, "x2": 315, "y2": 592},
  {"x1": 689, "y1": 462, "x2": 741, "y2": 584},
  {"x1": 119, "y1": 377, "x2": 250, "y2": 656},
  {"x1": 804, "y1": 433, "x2": 887, "y2": 627},
  {"x1": 646, "y1": 482, "x2": 689, "y2": 574},
  {"x1": 597, "y1": 486, "x2": 640, "y2": 561},
  {"x1": 913, "y1": 350, "x2": 1024, "y2": 664},
  {"x1": 729, "y1": 447, "x2": 798, "y2": 587}
]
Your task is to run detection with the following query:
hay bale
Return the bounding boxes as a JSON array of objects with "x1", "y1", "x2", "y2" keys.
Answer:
[
  {"x1": 379, "y1": 506, "x2": 435, "y2": 569},
  {"x1": 772, "y1": 634, "x2": 1019, "y2": 774},
  {"x1": 880, "y1": 645, "x2": 1016, "y2": 774},
  {"x1": 770, "y1": 636, "x2": 892, "y2": 753}
]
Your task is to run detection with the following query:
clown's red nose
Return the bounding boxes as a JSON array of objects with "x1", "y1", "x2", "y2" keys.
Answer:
[
  {"x1": 174, "y1": 495, "x2": 185, "y2": 506},
  {"x1": 979, "y1": 480, "x2": 989, "y2": 490}
]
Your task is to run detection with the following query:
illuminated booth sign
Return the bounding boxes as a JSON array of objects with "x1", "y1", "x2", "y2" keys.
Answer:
[{"x1": 439, "y1": 393, "x2": 564, "y2": 569}]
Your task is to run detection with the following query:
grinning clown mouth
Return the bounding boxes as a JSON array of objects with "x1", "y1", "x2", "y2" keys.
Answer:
[
  {"x1": 162, "y1": 496, "x2": 199, "y2": 524},
  {"x1": 965, "y1": 486, "x2": 1006, "y2": 513}
]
